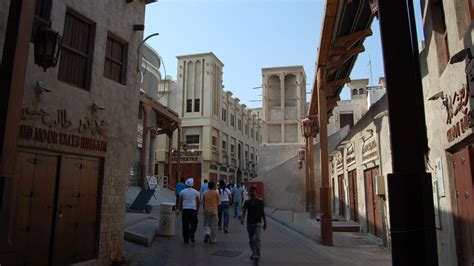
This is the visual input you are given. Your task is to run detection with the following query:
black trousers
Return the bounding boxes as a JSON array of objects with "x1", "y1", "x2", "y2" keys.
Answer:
[{"x1": 182, "y1": 209, "x2": 198, "y2": 242}]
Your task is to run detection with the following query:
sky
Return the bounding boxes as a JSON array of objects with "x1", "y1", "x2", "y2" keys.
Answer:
[{"x1": 144, "y1": 0, "x2": 423, "y2": 109}]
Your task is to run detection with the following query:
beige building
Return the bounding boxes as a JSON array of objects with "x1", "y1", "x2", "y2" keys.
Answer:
[
  {"x1": 1, "y1": 0, "x2": 152, "y2": 264},
  {"x1": 419, "y1": 1, "x2": 474, "y2": 265},
  {"x1": 262, "y1": 66, "x2": 307, "y2": 144},
  {"x1": 151, "y1": 52, "x2": 262, "y2": 188}
]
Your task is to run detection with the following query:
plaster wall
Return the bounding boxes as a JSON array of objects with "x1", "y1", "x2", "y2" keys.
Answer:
[{"x1": 256, "y1": 127, "x2": 349, "y2": 211}]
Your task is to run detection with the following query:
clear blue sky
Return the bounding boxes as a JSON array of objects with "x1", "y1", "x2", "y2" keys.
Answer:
[{"x1": 144, "y1": 0, "x2": 423, "y2": 108}]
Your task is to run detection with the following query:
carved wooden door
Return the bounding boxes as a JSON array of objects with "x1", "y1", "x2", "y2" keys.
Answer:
[
  {"x1": 338, "y1": 174, "x2": 345, "y2": 217},
  {"x1": 348, "y1": 170, "x2": 359, "y2": 222}
]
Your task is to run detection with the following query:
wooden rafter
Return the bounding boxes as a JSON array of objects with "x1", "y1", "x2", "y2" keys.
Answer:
[
  {"x1": 326, "y1": 78, "x2": 350, "y2": 88},
  {"x1": 334, "y1": 28, "x2": 372, "y2": 47}
]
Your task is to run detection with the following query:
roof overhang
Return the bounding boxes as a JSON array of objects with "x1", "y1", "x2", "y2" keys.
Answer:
[
  {"x1": 308, "y1": 0, "x2": 375, "y2": 120},
  {"x1": 139, "y1": 92, "x2": 180, "y2": 132}
]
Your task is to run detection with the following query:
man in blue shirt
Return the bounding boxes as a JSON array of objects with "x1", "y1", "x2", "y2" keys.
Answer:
[{"x1": 175, "y1": 178, "x2": 185, "y2": 204}]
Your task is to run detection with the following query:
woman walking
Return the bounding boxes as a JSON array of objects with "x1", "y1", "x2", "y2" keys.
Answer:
[{"x1": 217, "y1": 180, "x2": 232, "y2": 233}]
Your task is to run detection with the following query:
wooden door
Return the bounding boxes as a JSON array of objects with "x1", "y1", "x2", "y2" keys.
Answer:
[
  {"x1": 453, "y1": 147, "x2": 474, "y2": 265},
  {"x1": 338, "y1": 174, "x2": 345, "y2": 217},
  {"x1": 348, "y1": 170, "x2": 359, "y2": 222},
  {"x1": 53, "y1": 157, "x2": 100, "y2": 265},
  {"x1": 14, "y1": 152, "x2": 58, "y2": 266},
  {"x1": 165, "y1": 163, "x2": 202, "y2": 190},
  {"x1": 332, "y1": 178, "x2": 336, "y2": 213},
  {"x1": 365, "y1": 167, "x2": 383, "y2": 237}
]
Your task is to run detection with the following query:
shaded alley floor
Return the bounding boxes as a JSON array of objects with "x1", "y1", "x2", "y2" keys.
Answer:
[{"x1": 124, "y1": 212, "x2": 391, "y2": 266}]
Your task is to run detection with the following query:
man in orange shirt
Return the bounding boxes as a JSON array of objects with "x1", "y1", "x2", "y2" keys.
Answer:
[{"x1": 202, "y1": 181, "x2": 220, "y2": 243}]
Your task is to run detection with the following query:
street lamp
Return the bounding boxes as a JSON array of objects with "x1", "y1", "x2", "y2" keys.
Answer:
[{"x1": 301, "y1": 116, "x2": 318, "y2": 219}]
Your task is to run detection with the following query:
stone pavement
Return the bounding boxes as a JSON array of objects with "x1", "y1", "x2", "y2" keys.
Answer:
[{"x1": 123, "y1": 206, "x2": 391, "y2": 266}]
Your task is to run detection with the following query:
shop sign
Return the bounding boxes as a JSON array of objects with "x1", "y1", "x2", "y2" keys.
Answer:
[
  {"x1": 19, "y1": 107, "x2": 107, "y2": 152},
  {"x1": 137, "y1": 123, "x2": 143, "y2": 148},
  {"x1": 346, "y1": 143, "x2": 356, "y2": 166},
  {"x1": 361, "y1": 137, "x2": 377, "y2": 164},
  {"x1": 445, "y1": 84, "x2": 473, "y2": 142},
  {"x1": 172, "y1": 150, "x2": 201, "y2": 162},
  {"x1": 335, "y1": 151, "x2": 343, "y2": 170}
]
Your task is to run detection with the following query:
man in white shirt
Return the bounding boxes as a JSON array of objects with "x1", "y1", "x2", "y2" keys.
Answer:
[
  {"x1": 217, "y1": 180, "x2": 232, "y2": 233},
  {"x1": 177, "y1": 178, "x2": 200, "y2": 243}
]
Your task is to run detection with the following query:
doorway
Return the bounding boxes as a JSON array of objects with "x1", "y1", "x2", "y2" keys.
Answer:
[
  {"x1": 452, "y1": 146, "x2": 474, "y2": 265},
  {"x1": 364, "y1": 167, "x2": 383, "y2": 238},
  {"x1": 348, "y1": 170, "x2": 359, "y2": 222},
  {"x1": 337, "y1": 174, "x2": 345, "y2": 217},
  {"x1": 13, "y1": 151, "x2": 101, "y2": 265}
]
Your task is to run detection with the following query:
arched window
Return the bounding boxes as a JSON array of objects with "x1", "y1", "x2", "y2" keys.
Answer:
[
  {"x1": 359, "y1": 88, "x2": 364, "y2": 94},
  {"x1": 352, "y1": 89, "x2": 358, "y2": 95}
]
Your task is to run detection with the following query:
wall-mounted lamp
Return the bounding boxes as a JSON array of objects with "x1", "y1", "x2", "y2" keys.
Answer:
[
  {"x1": 92, "y1": 102, "x2": 105, "y2": 112},
  {"x1": 298, "y1": 146, "x2": 306, "y2": 161},
  {"x1": 35, "y1": 81, "x2": 51, "y2": 94},
  {"x1": 428, "y1": 91, "x2": 449, "y2": 109},
  {"x1": 449, "y1": 48, "x2": 472, "y2": 64},
  {"x1": 374, "y1": 110, "x2": 388, "y2": 119},
  {"x1": 34, "y1": 26, "x2": 62, "y2": 71}
]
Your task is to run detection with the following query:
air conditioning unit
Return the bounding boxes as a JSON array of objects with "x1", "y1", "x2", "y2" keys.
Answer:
[{"x1": 374, "y1": 175, "x2": 385, "y2": 195}]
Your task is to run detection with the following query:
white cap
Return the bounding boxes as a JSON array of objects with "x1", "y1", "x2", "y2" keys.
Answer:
[{"x1": 185, "y1": 178, "x2": 194, "y2": 187}]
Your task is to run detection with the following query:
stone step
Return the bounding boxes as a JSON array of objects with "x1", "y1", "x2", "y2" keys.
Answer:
[
  {"x1": 124, "y1": 212, "x2": 152, "y2": 228},
  {"x1": 124, "y1": 218, "x2": 159, "y2": 247}
]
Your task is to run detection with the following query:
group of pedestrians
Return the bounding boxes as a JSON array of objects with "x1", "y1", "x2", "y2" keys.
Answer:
[{"x1": 175, "y1": 177, "x2": 267, "y2": 262}]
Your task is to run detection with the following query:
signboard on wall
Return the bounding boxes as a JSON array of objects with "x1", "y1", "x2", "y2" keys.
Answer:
[
  {"x1": 444, "y1": 84, "x2": 473, "y2": 142},
  {"x1": 361, "y1": 136, "x2": 377, "y2": 164},
  {"x1": 346, "y1": 142, "x2": 356, "y2": 166},
  {"x1": 19, "y1": 107, "x2": 108, "y2": 153}
]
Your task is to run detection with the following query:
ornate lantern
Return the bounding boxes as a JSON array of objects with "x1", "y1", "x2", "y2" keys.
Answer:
[
  {"x1": 301, "y1": 116, "x2": 319, "y2": 138},
  {"x1": 34, "y1": 26, "x2": 62, "y2": 71},
  {"x1": 298, "y1": 146, "x2": 306, "y2": 161}
]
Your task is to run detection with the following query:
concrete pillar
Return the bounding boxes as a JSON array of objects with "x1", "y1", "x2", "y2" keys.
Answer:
[{"x1": 280, "y1": 74, "x2": 285, "y2": 143}]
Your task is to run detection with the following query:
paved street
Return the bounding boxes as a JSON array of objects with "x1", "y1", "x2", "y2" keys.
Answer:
[{"x1": 124, "y1": 211, "x2": 390, "y2": 266}]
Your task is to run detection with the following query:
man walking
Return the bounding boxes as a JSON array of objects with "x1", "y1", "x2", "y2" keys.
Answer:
[
  {"x1": 202, "y1": 181, "x2": 220, "y2": 243},
  {"x1": 177, "y1": 178, "x2": 200, "y2": 244},
  {"x1": 231, "y1": 182, "x2": 245, "y2": 219},
  {"x1": 241, "y1": 186, "x2": 267, "y2": 262}
]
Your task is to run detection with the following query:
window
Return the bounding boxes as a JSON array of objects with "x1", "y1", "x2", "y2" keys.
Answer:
[
  {"x1": 186, "y1": 135, "x2": 199, "y2": 145},
  {"x1": 251, "y1": 128, "x2": 254, "y2": 139},
  {"x1": 230, "y1": 114, "x2": 235, "y2": 127},
  {"x1": 431, "y1": 0, "x2": 450, "y2": 73},
  {"x1": 194, "y1": 99, "x2": 200, "y2": 112},
  {"x1": 238, "y1": 119, "x2": 242, "y2": 131},
  {"x1": 358, "y1": 88, "x2": 364, "y2": 95},
  {"x1": 231, "y1": 144, "x2": 235, "y2": 153},
  {"x1": 340, "y1": 113, "x2": 354, "y2": 129},
  {"x1": 58, "y1": 10, "x2": 95, "y2": 90},
  {"x1": 245, "y1": 124, "x2": 249, "y2": 135},
  {"x1": 222, "y1": 141, "x2": 227, "y2": 150},
  {"x1": 104, "y1": 34, "x2": 127, "y2": 84},
  {"x1": 245, "y1": 151, "x2": 249, "y2": 160},
  {"x1": 222, "y1": 108, "x2": 227, "y2": 121},
  {"x1": 352, "y1": 89, "x2": 358, "y2": 95},
  {"x1": 186, "y1": 100, "x2": 192, "y2": 112},
  {"x1": 212, "y1": 136, "x2": 218, "y2": 151}
]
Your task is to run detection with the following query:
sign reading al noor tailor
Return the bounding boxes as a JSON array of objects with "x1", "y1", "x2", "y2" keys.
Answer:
[{"x1": 18, "y1": 107, "x2": 108, "y2": 152}]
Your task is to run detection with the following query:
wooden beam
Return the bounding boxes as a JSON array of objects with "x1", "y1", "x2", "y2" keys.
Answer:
[
  {"x1": 326, "y1": 96, "x2": 340, "y2": 107},
  {"x1": 328, "y1": 46, "x2": 366, "y2": 67},
  {"x1": 334, "y1": 29, "x2": 372, "y2": 46},
  {"x1": 329, "y1": 46, "x2": 348, "y2": 56},
  {"x1": 326, "y1": 78, "x2": 350, "y2": 88},
  {"x1": 327, "y1": 61, "x2": 344, "y2": 70}
]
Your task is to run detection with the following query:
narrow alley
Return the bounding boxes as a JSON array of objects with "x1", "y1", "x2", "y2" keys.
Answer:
[{"x1": 124, "y1": 208, "x2": 390, "y2": 266}]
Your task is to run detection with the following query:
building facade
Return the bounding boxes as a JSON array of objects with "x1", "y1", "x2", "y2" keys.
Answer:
[
  {"x1": 2, "y1": 0, "x2": 151, "y2": 264},
  {"x1": 261, "y1": 66, "x2": 307, "y2": 144},
  {"x1": 152, "y1": 52, "x2": 261, "y2": 188},
  {"x1": 419, "y1": 0, "x2": 474, "y2": 265}
]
